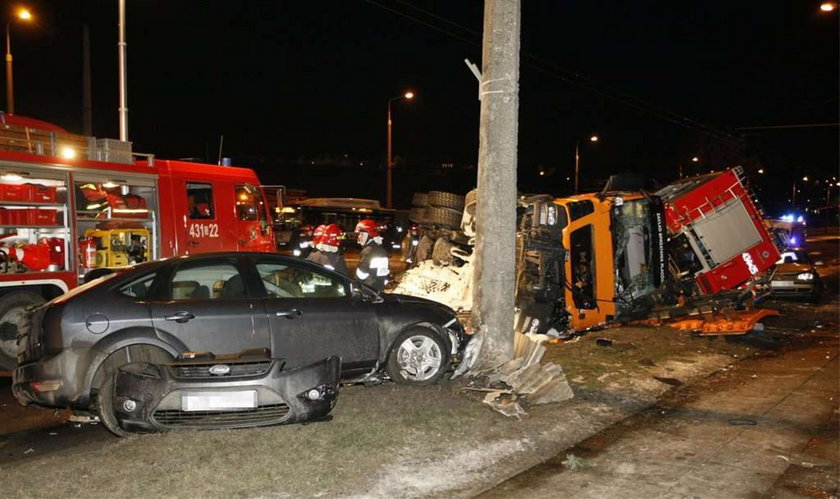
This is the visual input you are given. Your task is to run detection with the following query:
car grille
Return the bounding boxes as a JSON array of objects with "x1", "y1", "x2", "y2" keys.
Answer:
[
  {"x1": 170, "y1": 361, "x2": 272, "y2": 378},
  {"x1": 151, "y1": 403, "x2": 291, "y2": 428}
]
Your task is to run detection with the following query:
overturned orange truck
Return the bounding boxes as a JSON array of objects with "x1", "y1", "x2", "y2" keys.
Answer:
[{"x1": 515, "y1": 167, "x2": 781, "y2": 335}]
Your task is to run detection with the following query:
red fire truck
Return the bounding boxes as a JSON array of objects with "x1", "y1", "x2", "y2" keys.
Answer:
[{"x1": 0, "y1": 115, "x2": 275, "y2": 368}]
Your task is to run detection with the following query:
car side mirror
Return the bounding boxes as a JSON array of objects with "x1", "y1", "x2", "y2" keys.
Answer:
[{"x1": 350, "y1": 281, "x2": 382, "y2": 303}]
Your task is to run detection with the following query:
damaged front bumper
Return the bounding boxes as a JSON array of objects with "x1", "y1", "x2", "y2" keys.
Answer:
[{"x1": 113, "y1": 355, "x2": 340, "y2": 432}]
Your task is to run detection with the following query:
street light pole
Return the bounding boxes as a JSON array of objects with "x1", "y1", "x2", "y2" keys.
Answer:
[
  {"x1": 4, "y1": 8, "x2": 32, "y2": 115},
  {"x1": 5, "y1": 21, "x2": 14, "y2": 115},
  {"x1": 574, "y1": 135, "x2": 598, "y2": 194},
  {"x1": 385, "y1": 91, "x2": 413, "y2": 208}
]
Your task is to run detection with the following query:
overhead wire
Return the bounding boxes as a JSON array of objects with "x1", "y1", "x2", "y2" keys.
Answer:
[{"x1": 368, "y1": 0, "x2": 745, "y2": 146}]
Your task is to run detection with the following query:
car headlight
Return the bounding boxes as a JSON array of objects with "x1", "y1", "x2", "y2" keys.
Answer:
[{"x1": 796, "y1": 272, "x2": 814, "y2": 281}]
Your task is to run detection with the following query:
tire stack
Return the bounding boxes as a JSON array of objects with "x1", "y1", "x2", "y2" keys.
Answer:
[
  {"x1": 409, "y1": 192, "x2": 428, "y2": 224},
  {"x1": 425, "y1": 191, "x2": 465, "y2": 229}
]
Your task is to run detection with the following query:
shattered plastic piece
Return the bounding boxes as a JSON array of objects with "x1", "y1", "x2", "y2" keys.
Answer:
[
  {"x1": 483, "y1": 391, "x2": 527, "y2": 419},
  {"x1": 452, "y1": 331, "x2": 483, "y2": 379},
  {"x1": 561, "y1": 453, "x2": 586, "y2": 471},
  {"x1": 24, "y1": 448, "x2": 34, "y2": 455},
  {"x1": 528, "y1": 376, "x2": 574, "y2": 405}
]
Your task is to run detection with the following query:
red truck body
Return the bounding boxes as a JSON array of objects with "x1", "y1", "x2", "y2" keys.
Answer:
[{"x1": 657, "y1": 168, "x2": 780, "y2": 294}]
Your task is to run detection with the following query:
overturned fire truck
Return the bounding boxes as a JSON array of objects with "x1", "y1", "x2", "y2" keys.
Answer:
[
  {"x1": 0, "y1": 115, "x2": 275, "y2": 368},
  {"x1": 400, "y1": 167, "x2": 780, "y2": 336}
]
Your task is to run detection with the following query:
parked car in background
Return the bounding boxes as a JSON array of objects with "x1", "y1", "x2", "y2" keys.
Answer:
[
  {"x1": 14, "y1": 252, "x2": 466, "y2": 435},
  {"x1": 758, "y1": 249, "x2": 824, "y2": 302},
  {"x1": 112, "y1": 352, "x2": 339, "y2": 436}
]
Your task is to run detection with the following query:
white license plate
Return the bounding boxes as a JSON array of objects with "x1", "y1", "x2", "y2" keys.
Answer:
[
  {"x1": 771, "y1": 281, "x2": 795, "y2": 288},
  {"x1": 182, "y1": 390, "x2": 258, "y2": 411}
]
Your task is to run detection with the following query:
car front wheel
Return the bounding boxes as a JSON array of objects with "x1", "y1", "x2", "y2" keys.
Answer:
[{"x1": 386, "y1": 328, "x2": 450, "y2": 385}]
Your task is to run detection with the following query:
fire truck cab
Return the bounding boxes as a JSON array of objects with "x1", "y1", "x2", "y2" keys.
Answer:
[{"x1": 0, "y1": 115, "x2": 274, "y2": 368}]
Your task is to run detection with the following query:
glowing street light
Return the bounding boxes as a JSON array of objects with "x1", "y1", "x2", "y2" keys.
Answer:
[
  {"x1": 691, "y1": 156, "x2": 699, "y2": 163},
  {"x1": 5, "y1": 7, "x2": 34, "y2": 114},
  {"x1": 386, "y1": 90, "x2": 415, "y2": 208},
  {"x1": 757, "y1": 168, "x2": 765, "y2": 174},
  {"x1": 574, "y1": 135, "x2": 600, "y2": 193},
  {"x1": 820, "y1": 2, "x2": 837, "y2": 12}
]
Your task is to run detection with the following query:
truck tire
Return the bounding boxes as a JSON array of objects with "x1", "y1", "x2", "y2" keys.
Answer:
[
  {"x1": 428, "y1": 191, "x2": 465, "y2": 211},
  {"x1": 0, "y1": 291, "x2": 45, "y2": 370},
  {"x1": 411, "y1": 192, "x2": 428, "y2": 207},
  {"x1": 432, "y1": 237, "x2": 455, "y2": 266},
  {"x1": 409, "y1": 206, "x2": 427, "y2": 223},
  {"x1": 415, "y1": 235, "x2": 435, "y2": 263},
  {"x1": 426, "y1": 206, "x2": 462, "y2": 229}
]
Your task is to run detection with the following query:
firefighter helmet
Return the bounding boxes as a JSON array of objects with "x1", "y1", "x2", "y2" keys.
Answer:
[
  {"x1": 355, "y1": 219, "x2": 380, "y2": 246},
  {"x1": 320, "y1": 224, "x2": 342, "y2": 247},
  {"x1": 312, "y1": 224, "x2": 327, "y2": 245}
]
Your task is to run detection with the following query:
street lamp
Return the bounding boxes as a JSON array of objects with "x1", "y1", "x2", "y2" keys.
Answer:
[
  {"x1": 386, "y1": 90, "x2": 414, "y2": 208},
  {"x1": 5, "y1": 7, "x2": 33, "y2": 115},
  {"x1": 574, "y1": 135, "x2": 599, "y2": 193},
  {"x1": 820, "y1": 2, "x2": 837, "y2": 12},
  {"x1": 792, "y1": 176, "x2": 809, "y2": 208}
]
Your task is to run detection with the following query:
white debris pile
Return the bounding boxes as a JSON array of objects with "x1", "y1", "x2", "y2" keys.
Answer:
[
  {"x1": 465, "y1": 333, "x2": 574, "y2": 418},
  {"x1": 392, "y1": 260, "x2": 473, "y2": 311}
]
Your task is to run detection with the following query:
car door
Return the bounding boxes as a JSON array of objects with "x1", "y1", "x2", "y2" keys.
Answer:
[
  {"x1": 253, "y1": 255, "x2": 379, "y2": 375},
  {"x1": 149, "y1": 256, "x2": 269, "y2": 355}
]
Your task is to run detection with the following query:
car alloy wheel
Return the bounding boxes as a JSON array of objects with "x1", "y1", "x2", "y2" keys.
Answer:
[{"x1": 396, "y1": 335, "x2": 442, "y2": 382}]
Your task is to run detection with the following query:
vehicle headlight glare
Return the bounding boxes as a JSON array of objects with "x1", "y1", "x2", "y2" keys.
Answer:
[{"x1": 796, "y1": 272, "x2": 814, "y2": 281}]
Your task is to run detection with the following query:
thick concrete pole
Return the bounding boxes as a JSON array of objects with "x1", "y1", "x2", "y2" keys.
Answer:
[{"x1": 471, "y1": 0, "x2": 520, "y2": 368}]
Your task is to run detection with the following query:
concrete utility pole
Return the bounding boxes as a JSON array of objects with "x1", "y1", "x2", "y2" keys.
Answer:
[
  {"x1": 117, "y1": 0, "x2": 129, "y2": 141},
  {"x1": 471, "y1": 0, "x2": 521, "y2": 368},
  {"x1": 82, "y1": 25, "x2": 92, "y2": 136}
]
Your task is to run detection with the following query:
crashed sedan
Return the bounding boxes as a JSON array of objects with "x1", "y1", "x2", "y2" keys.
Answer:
[{"x1": 14, "y1": 252, "x2": 466, "y2": 435}]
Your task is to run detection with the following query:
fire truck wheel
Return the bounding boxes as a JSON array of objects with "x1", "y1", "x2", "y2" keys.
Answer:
[
  {"x1": 0, "y1": 291, "x2": 45, "y2": 369},
  {"x1": 427, "y1": 191, "x2": 465, "y2": 211},
  {"x1": 411, "y1": 192, "x2": 428, "y2": 207},
  {"x1": 94, "y1": 345, "x2": 173, "y2": 437},
  {"x1": 415, "y1": 235, "x2": 435, "y2": 263}
]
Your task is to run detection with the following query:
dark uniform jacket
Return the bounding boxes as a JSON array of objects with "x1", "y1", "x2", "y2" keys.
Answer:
[
  {"x1": 356, "y1": 243, "x2": 389, "y2": 291},
  {"x1": 307, "y1": 250, "x2": 348, "y2": 275}
]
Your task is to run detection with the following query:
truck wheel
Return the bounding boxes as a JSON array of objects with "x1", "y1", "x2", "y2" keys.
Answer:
[
  {"x1": 432, "y1": 237, "x2": 455, "y2": 265},
  {"x1": 427, "y1": 191, "x2": 465, "y2": 211},
  {"x1": 426, "y1": 206, "x2": 462, "y2": 229},
  {"x1": 386, "y1": 327, "x2": 450, "y2": 385},
  {"x1": 411, "y1": 192, "x2": 428, "y2": 207},
  {"x1": 415, "y1": 235, "x2": 435, "y2": 263},
  {"x1": 0, "y1": 292, "x2": 45, "y2": 370},
  {"x1": 93, "y1": 345, "x2": 173, "y2": 437}
]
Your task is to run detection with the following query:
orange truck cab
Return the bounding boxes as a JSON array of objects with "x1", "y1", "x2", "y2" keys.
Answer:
[
  {"x1": 0, "y1": 115, "x2": 275, "y2": 368},
  {"x1": 552, "y1": 192, "x2": 667, "y2": 331}
]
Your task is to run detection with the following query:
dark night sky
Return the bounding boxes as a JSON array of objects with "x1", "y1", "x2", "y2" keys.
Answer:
[{"x1": 10, "y1": 1, "x2": 840, "y2": 211}]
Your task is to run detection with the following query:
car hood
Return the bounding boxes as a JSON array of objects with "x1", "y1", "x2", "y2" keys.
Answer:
[
  {"x1": 383, "y1": 293, "x2": 457, "y2": 314},
  {"x1": 774, "y1": 263, "x2": 813, "y2": 275}
]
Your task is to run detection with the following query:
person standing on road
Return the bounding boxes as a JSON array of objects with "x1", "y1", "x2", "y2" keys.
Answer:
[
  {"x1": 355, "y1": 219, "x2": 389, "y2": 291},
  {"x1": 307, "y1": 224, "x2": 348, "y2": 274}
]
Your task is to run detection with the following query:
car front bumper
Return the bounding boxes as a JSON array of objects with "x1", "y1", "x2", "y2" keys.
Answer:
[{"x1": 113, "y1": 355, "x2": 340, "y2": 432}]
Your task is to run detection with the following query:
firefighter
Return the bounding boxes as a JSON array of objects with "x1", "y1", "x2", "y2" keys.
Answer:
[
  {"x1": 355, "y1": 219, "x2": 389, "y2": 291},
  {"x1": 307, "y1": 224, "x2": 348, "y2": 274}
]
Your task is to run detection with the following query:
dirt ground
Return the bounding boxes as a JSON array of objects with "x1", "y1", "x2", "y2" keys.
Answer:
[
  {"x1": 0, "y1": 320, "x2": 785, "y2": 498},
  {"x1": 1, "y1": 240, "x2": 836, "y2": 498}
]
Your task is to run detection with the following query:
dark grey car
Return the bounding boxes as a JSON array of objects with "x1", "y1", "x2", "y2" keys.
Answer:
[{"x1": 14, "y1": 252, "x2": 466, "y2": 434}]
